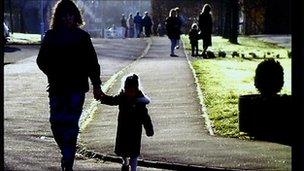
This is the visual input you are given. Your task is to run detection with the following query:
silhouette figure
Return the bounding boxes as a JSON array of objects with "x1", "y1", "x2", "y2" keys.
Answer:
[
  {"x1": 189, "y1": 23, "x2": 199, "y2": 57},
  {"x1": 198, "y1": 4, "x2": 213, "y2": 57},
  {"x1": 165, "y1": 8, "x2": 180, "y2": 57},
  {"x1": 142, "y1": 12, "x2": 153, "y2": 37},
  {"x1": 100, "y1": 74, "x2": 154, "y2": 171},
  {"x1": 134, "y1": 12, "x2": 143, "y2": 38},
  {"x1": 36, "y1": 0, "x2": 104, "y2": 170}
]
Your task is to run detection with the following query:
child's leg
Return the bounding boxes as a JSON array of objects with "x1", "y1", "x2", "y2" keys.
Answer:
[
  {"x1": 191, "y1": 44, "x2": 195, "y2": 56},
  {"x1": 195, "y1": 43, "x2": 199, "y2": 56},
  {"x1": 130, "y1": 157, "x2": 138, "y2": 171},
  {"x1": 122, "y1": 156, "x2": 129, "y2": 166}
]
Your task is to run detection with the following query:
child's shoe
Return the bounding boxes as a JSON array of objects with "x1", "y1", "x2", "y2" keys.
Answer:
[{"x1": 121, "y1": 164, "x2": 129, "y2": 171}]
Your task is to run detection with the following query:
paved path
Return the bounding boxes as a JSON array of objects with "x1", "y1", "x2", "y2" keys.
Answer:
[
  {"x1": 4, "y1": 38, "x2": 164, "y2": 170},
  {"x1": 250, "y1": 35, "x2": 291, "y2": 49},
  {"x1": 80, "y1": 37, "x2": 291, "y2": 170}
]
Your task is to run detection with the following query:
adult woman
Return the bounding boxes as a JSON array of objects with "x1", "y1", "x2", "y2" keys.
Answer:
[
  {"x1": 165, "y1": 8, "x2": 180, "y2": 57},
  {"x1": 198, "y1": 4, "x2": 213, "y2": 57},
  {"x1": 36, "y1": 0, "x2": 104, "y2": 170}
]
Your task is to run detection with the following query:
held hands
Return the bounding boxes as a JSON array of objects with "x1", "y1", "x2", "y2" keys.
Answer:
[
  {"x1": 93, "y1": 86, "x2": 105, "y2": 101},
  {"x1": 146, "y1": 129, "x2": 154, "y2": 137}
]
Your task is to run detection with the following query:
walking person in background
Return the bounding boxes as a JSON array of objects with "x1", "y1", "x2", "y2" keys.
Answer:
[
  {"x1": 165, "y1": 8, "x2": 180, "y2": 57},
  {"x1": 142, "y1": 11, "x2": 153, "y2": 37},
  {"x1": 174, "y1": 7, "x2": 182, "y2": 49},
  {"x1": 127, "y1": 13, "x2": 135, "y2": 38},
  {"x1": 99, "y1": 74, "x2": 154, "y2": 171},
  {"x1": 198, "y1": 4, "x2": 213, "y2": 57},
  {"x1": 134, "y1": 12, "x2": 142, "y2": 38},
  {"x1": 189, "y1": 23, "x2": 199, "y2": 57},
  {"x1": 36, "y1": 0, "x2": 104, "y2": 170},
  {"x1": 121, "y1": 14, "x2": 128, "y2": 38}
]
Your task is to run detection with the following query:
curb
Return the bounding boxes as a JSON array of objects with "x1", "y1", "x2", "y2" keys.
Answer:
[
  {"x1": 182, "y1": 39, "x2": 215, "y2": 136},
  {"x1": 76, "y1": 148, "x2": 242, "y2": 171},
  {"x1": 79, "y1": 38, "x2": 152, "y2": 132}
]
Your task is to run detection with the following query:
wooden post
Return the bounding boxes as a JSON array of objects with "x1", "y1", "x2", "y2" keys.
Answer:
[
  {"x1": 292, "y1": 0, "x2": 304, "y2": 170},
  {"x1": 8, "y1": 0, "x2": 14, "y2": 33}
]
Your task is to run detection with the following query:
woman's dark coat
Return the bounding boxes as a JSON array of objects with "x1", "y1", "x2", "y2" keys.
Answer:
[
  {"x1": 36, "y1": 27, "x2": 101, "y2": 95},
  {"x1": 198, "y1": 12, "x2": 212, "y2": 47},
  {"x1": 101, "y1": 91, "x2": 154, "y2": 157},
  {"x1": 165, "y1": 16, "x2": 181, "y2": 40}
]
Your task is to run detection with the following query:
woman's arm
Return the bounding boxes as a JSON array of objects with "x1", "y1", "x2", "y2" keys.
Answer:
[
  {"x1": 100, "y1": 94, "x2": 121, "y2": 106},
  {"x1": 36, "y1": 31, "x2": 51, "y2": 75}
]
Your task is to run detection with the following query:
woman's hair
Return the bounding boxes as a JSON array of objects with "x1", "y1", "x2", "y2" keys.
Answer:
[
  {"x1": 169, "y1": 8, "x2": 176, "y2": 17},
  {"x1": 122, "y1": 74, "x2": 141, "y2": 90},
  {"x1": 51, "y1": 0, "x2": 84, "y2": 29},
  {"x1": 202, "y1": 4, "x2": 211, "y2": 14}
]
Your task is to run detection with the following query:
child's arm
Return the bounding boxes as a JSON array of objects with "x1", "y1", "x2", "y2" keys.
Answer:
[
  {"x1": 141, "y1": 106, "x2": 154, "y2": 137},
  {"x1": 100, "y1": 94, "x2": 121, "y2": 106}
]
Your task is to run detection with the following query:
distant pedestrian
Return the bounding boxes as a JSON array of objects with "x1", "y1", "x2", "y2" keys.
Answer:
[
  {"x1": 198, "y1": 4, "x2": 213, "y2": 57},
  {"x1": 142, "y1": 11, "x2": 153, "y2": 37},
  {"x1": 121, "y1": 14, "x2": 128, "y2": 38},
  {"x1": 127, "y1": 13, "x2": 135, "y2": 38},
  {"x1": 165, "y1": 8, "x2": 180, "y2": 57},
  {"x1": 36, "y1": 0, "x2": 104, "y2": 170},
  {"x1": 134, "y1": 12, "x2": 142, "y2": 38},
  {"x1": 174, "y1": 7, "x2": 182, "y2": 49},
  {"x1": 99, "y1": 74, "x2": 154, "y2": 171},
  {"x1": 189, "y1": 23, "x2": 199, "y2": 57}
]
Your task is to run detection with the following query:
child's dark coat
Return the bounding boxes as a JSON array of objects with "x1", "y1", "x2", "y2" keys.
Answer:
[
  {"x1": 101, "y1": 90, "x2": 153, "y2": 157},
  {"x1": 189, "y1": 28, "x2": 199, "y2": 45}
]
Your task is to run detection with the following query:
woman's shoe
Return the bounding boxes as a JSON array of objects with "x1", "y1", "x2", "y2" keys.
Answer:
[{"x1": 170, "y1": 54, "x2": 178, "y2": 57}]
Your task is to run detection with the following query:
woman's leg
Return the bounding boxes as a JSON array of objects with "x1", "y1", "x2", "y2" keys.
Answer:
[
  {"x1": 130, "y1": 157, "x2": 138, "y2": 171},
  {"x1": 171, "y1": 39, "x2": 177, "y2": 55},
  {"x1": 49, "y1": 92, "x2": 85, "y2": 171},
  {"x1": 195, "y1": 43, "x2": 199, "y2": 56}
]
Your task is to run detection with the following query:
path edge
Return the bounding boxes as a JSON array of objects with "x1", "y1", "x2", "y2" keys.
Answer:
[{"x1": 181, "y1": 39, "x2": 215, "y2": 136}]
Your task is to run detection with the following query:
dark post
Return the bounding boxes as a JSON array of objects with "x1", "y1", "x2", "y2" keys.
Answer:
[
  {"x1": 223, "y1": 0, "x2": 231, "y2": 39},
  {"x1": 8, "y1": 0, "x2": 14, "y2": 33},
  {"x1": 229, "y1": 0, "x2": 239, "y2": 44},
  {"x1": 292, "y1": 0, "x2": 304, "y2": 170}
]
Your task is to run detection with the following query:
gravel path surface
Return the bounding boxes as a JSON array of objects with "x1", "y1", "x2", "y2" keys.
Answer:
[{"x1": 80, "y1": 37, "x2": 291, "y2": 171}]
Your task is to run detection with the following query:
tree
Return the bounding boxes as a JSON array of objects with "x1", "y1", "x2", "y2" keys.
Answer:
[{"x1": 222, "y1": 0, "x2": 239, "y2": 44}]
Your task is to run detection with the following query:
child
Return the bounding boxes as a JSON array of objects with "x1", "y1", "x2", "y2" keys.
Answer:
[
  {"x1": 100, "y1": 74, "x2": 154, "y2": 171},
  {"x1": 189, "y1": 23, "x2": 199, "y2": 57}
]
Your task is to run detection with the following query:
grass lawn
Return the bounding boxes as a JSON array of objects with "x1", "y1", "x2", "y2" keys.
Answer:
[
  {"x1": 8, "y1": 33, "x2": 41, "y2": 44},
  {"x1": 182, "y1": 35, "x2": 291, "y2": 138}
]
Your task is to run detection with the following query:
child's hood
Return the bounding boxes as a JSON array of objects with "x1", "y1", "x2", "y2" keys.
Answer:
[{"x1": 136, "y1": 93, "x2": 150, "y2": 105}]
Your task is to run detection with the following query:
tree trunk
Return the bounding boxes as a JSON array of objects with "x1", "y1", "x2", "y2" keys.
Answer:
[
  {"x1": 223, "y1": 1, "x2": 231, "y2": 39},
  {"x1": 9, "y1": 0, "x2": 14, "y2": 33},
  {"x1": 229, "y1": 0, "x2": 239, "y2": 44}
]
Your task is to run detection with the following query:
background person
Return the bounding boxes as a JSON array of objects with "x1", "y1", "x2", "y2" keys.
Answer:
[
  {"x1": 134, "y1": 12, "x2": 142, "y2": 38},
  {"x1": 165, "y1": 8, "x2": 180, "y2": 57},
  {"x1": 142, "y1": 11, "x2": 153, "y2": 37},
  {"x1": 36, "y1": 0, "x2": 104, "y2": 170},
  {"x1": 121, "y1": 14, "x2": 128, "y2": 38},
  {"x1": 198, "y1": 4, "x2": 213, "y2": 57},
  {"x1": 189, "y1": 23, "x2": 199, "y2": 57},
  {"x1": 127, "y1": 13, "x2": 135, "y2": 38}
]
